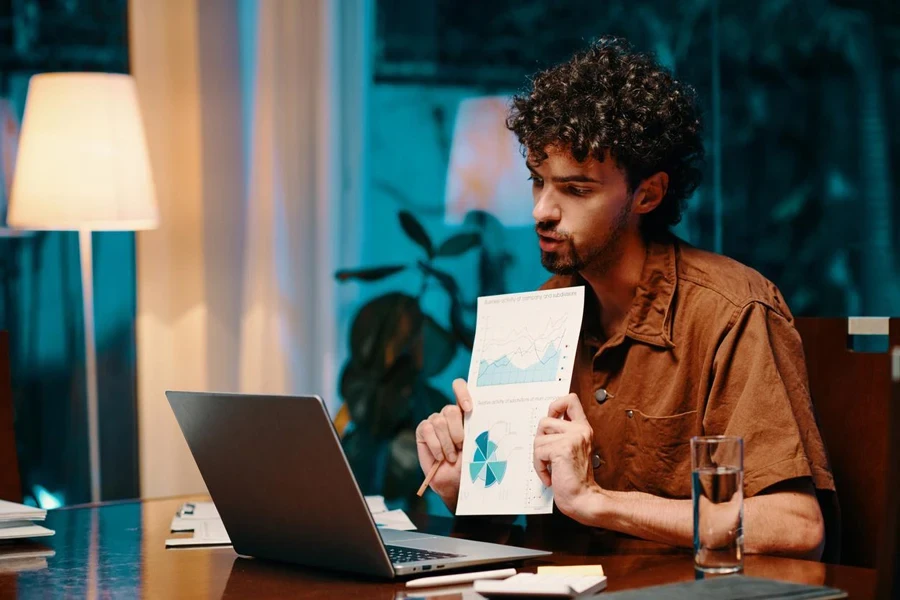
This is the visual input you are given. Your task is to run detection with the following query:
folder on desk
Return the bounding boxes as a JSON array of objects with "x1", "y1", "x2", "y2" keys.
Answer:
[
  {"x1": 601, "y1": 576, "x2": 846, "y2": 599},
  {"x1": 0, "y1": 545, "x2": 55, "y2": 574},
  {"x1": 0, "y1": 500, "x2": 54, "y2": 540},
  {"x1": 0, "y1": 500, "x2": 46, "y2": 523}
]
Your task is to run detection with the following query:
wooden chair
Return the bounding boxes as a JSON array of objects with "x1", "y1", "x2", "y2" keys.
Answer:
[
  {"x1": 794, "y1": 317, "x2": 899, "y2": 568},
  {"x1": 0, "y1": 331, "x2": 22, "y2": 502},
  {"x1": 875, "y1": 344, "x2": 899, "y2": 598}
]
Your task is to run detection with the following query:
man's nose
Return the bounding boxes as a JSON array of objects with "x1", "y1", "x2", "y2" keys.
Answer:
[{"x1": 532, "y1": 190, "x2": 561, "y2": 223}]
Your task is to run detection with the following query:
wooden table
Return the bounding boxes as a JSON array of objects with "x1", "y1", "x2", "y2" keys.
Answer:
[{"x1": 0, "y1": 497, "x2": 877, "y2": 598}]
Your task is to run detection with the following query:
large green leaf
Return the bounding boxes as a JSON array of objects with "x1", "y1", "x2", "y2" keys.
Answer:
[
  {"x1": 462, "y1": 209, "x2": 494, "y2": 230},
  {"x1": 409, "y1": 380, "x2": 454, "y2": 426},
  {"x1": 370, "y1": 354, "x2": 420, "y2": 436},
  {"x1": 383, "y1": 429, "x2": 421, "y2": 501},
  {"x1": 462, "y1": 209, "x2": 513, "y2": 297},
  {"x1": 399, "y1": 211, "x2": 434, "y2": 258},
  {"x1": 341, "y1": 355, "x2": 419, "y2": 438},
  {"x1": 418, "y1": 261, "x2": 460, "y2": 297},
  {"x1": 771, "y1": 183, "x2": 812, "y2": 222},
  {"x1": 450, "y1": 297, "x2": 476, "y2": 350},
  {"x1": 339, "y1": 361, "x2": 378, "y2": 426},
  {"x1": 335, "y1": 265, "x2": 406, "y2": 282},
  {"x1": 342, "y1": 426, "x2": 387, "y2": 495},
  {"x1": 421, "y1": 315, "x2": 457, "y2": 377},
  {"x1": 349, "y1": 293, "x2": 423, "y2": 369},
  {"x1": 436, "y1": 232, "x2": 481, "y2": 257}
]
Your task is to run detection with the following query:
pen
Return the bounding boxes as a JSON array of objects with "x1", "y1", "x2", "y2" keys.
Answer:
[
  {"x1": 406, "y1": 567, "x2": 517, "y2": 589},
  {"x1": 416, "y1": 461, "x2": 441, "y2": 497}
]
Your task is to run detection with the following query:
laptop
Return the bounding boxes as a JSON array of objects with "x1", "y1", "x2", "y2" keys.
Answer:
[{"x1": 166, "y1": 391, "x2": 550, "y2": 578}]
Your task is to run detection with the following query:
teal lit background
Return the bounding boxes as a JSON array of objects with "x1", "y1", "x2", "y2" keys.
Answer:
[
  {"x1": 365, "y1": 0, "x2": 899, "y2": 317},
  {"x1": 356, "y1": 0, "x2": 899, "y2": 511}
]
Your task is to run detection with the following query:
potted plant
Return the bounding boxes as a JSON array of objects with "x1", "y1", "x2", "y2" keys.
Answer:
[{"x1": 334, "y1": 210, "x2": 485, "y2": 505}]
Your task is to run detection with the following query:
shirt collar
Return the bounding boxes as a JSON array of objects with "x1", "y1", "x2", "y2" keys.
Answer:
[
  {"x1": 550, "y1": 237, "x2": 677, "y2": 350},
  {"x1": 624, "y1": 237, "x2": 677, "y2": 349}
]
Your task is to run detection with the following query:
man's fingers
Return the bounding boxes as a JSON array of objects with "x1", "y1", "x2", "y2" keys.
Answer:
[
  {"x1": 532, "y1": 443, "x2": 553, "y2": 487},
  {"x1": 416, "y1": 420, "x2": 445, "y2": 462},
  {"x1": 533, "y1": 432, "x2": 565, "y2": 448},
  {"x1": 452, "y1": 379, "x2": 473, "y2": 413},
  {"x1": 441, "y1": 404, "x2": 465, "y2": 448},
  {"x1": 548, "y1": 393, "x2": 588, "y2": 422},
  {"x1": 537, "y1": 416, "x2": 593, "y2": 448},
  {"x1": 536, "y1": 416, "x2": 580, "y2": 436},
  {"x1": 416, "y1": 434, "x2": 436, "y2": 474},
  {"x1": 428, "y1": 414, "x2": 458, "y2": 463}
]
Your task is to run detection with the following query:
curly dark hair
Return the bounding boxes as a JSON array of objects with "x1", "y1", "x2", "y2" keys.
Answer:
[{"x1": 507, "y1": 36, "x2": 705, "y2": 239}]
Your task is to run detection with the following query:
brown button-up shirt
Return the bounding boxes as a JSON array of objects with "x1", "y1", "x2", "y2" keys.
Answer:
[{"x1": 541, "y1": 236, "x2": 835, "y2": 499}]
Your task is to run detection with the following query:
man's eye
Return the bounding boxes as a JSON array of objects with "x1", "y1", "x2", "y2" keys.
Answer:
[
  {"x1": 568, "y1": 186, "x2": 589, "y2": 196},
  {"x1": 528, "y1": 175, "x2": 543, "y2": 187}
]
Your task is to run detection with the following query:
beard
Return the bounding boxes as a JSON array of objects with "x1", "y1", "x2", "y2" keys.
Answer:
[{"x1": 538, "y1": 198, "x2": 633, "y2": 276}]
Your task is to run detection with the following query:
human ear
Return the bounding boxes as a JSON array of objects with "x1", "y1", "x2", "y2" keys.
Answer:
[{"x1": 633, "y1": 172, "x2": 669, "y2": 215}]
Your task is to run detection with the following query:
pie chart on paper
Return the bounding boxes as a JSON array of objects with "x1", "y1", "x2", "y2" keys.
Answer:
[{"x1": 469, "y1": 430, "x2": 508, "y2": 487}]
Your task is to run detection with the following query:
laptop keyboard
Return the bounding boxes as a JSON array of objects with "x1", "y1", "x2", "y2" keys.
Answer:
[{"x1": 386, "y1": 545, "x2": 463, "y2": 564}]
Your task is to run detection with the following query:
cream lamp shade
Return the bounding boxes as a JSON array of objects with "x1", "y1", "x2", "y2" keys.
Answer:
[
  {"x1": 444, "y1": 95, "x2": 533, "y2": 227},
  {"x1": 7, "y1": 72, "x2": 158, "y2": 230}
]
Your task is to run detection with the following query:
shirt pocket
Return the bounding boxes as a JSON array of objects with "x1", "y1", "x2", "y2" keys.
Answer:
[{"x1": 623, "y1": 409, "x2": 699, "y2": 498}]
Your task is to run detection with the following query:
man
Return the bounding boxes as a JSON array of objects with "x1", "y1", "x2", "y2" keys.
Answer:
[{"x1": 416, "y1": 37, "x2": 833, "y2": 559}]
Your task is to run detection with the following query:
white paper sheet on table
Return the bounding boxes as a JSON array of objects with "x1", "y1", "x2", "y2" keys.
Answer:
[
  {"x1": 170, "y1": 502, "x2": 220, "y2": 532},
  {"x1": 0, "y1": 500, "x2": 46, "y2": 523},
  {"x1": 165, "y1": 519, "x2": 231, "y2": 548},
  {"x1": 455, "y1": 287, "x2": 585, "y2": 516},
  {"x1": 364, "y1": 495, "x2": 389, "y2": 515},
  {"x1": 0, "y1": 521, "x2": 55, "y2": 540},
  {"x1": 373, "y1": 509, "x2": 416, "y2": 531},
  {"x1": 367, "y1": 496, "x2": 416, "y2": 530}
]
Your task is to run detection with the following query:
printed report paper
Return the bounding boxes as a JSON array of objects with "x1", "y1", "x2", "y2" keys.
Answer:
[{"x1": 456, "y1": 287, "x2": 584, "y2": 515}]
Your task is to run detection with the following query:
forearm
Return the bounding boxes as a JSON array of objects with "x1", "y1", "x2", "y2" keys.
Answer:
[
  {"x1": 572, "y1": 484, "x2": 824, "y2": 559},
  {"x1": 741, "y1": 483, "x2": 825, "y2": 560},
  {"x1": 576, "y1": 487, "x2": 694, "y2": 548}
]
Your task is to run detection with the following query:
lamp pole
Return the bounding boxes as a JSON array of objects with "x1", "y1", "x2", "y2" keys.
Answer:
[{"x1": 79, "y1": 229, "x2": 100, "y2": 504}]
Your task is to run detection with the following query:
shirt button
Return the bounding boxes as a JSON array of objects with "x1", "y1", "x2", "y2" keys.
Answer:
[
  {"x1": 594, "y1": 388, "x2": 609, "y2": 404},
  {"x1": 591, "y1": 454, "x2": 601, "y2": 469},
  {"x1": 626, "y1": 410, "x2": 634, "y2": 419}
]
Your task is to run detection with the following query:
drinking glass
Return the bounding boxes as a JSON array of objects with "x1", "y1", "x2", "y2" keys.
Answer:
[{"x1": 691, "y1": 435, "x2": 744, "y2": 575}]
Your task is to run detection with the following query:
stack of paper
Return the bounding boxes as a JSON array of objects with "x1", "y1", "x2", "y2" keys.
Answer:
[
  {"x1": 0, "y1": 546, "x2": 55, "y2": 574},
  {"x1": 166, "y1": 496, "x2": 417, "y2": 548},
  {"x1": 0, "y1": 500, "x2": 55, "y2": 540}
]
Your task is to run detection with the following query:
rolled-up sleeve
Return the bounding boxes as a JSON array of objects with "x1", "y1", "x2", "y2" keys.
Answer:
[{"x1": 703, "y1": 302, "x2": 835, "y2": 497}]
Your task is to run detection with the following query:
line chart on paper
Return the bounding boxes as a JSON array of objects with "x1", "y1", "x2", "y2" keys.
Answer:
[{"x1": 475, "y1": 315, "x2": 570, "y2": 386}]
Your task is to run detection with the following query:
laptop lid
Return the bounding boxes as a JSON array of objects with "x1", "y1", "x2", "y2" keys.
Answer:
[{"x1": 166, "y1": 391, "x2": 395, "y2": 578}]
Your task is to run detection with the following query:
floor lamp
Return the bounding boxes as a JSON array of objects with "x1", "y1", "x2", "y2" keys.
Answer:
[{"x1": 7, "y1": 73, "x2": 158, "y2": 504}]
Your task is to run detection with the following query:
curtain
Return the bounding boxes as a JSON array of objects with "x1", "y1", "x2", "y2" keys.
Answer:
[{"x1": 131, "y1": 0, "x2": 368, "y2": 499}]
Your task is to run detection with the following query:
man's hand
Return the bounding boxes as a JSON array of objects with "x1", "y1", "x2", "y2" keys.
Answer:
[
  {"x1": 533, "y1": 393, "x2": 601, "y2": 522},
  {"x1": 415, "y1": 379, "x2": 473, "y2": 510}
]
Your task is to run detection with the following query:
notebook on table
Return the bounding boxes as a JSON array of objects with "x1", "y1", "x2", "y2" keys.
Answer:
[{"x1": 600, "y1": 576, "x2": 846, "y2": 600}]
